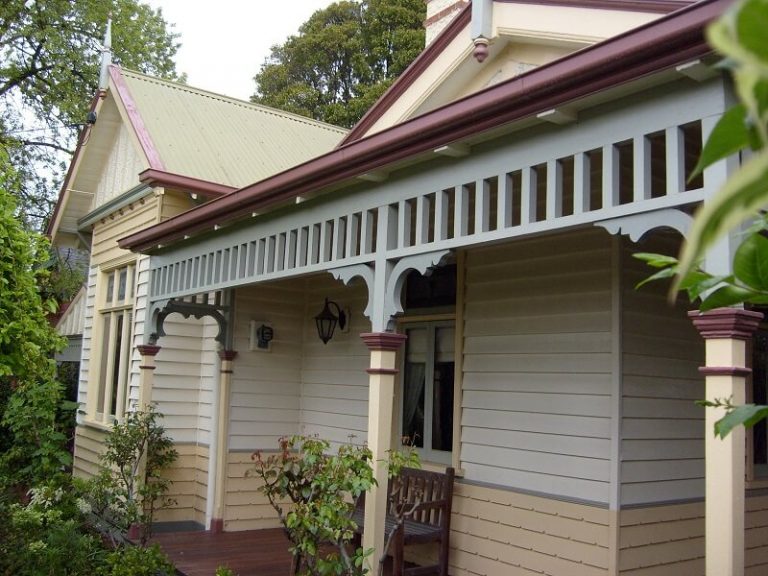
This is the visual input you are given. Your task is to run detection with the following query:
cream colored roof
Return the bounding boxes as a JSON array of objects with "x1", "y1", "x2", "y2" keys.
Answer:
[{"x1": 119, "y1": 68, "x2": 346, "y2": 188}]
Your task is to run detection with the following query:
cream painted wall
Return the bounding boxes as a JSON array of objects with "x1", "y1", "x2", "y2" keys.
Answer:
[{"x1": 364, "y1": 3, "x2": 661, "y2": 138}]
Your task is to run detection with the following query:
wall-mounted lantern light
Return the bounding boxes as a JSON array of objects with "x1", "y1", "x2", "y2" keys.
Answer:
[
  {"x1": 314, "y1": 298, "x2": 346, "y2": 344},
  {"x1": 250, "y1": 321, "x2": 274, "y2": 351}
]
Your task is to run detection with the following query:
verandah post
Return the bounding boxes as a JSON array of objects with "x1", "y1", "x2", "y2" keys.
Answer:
[
  {"x1": 360, "y1": 331, "x2": 407, "y2": 570},
  {"x1": 689, "y1": 307, "x2": 762, "y2": 576}
]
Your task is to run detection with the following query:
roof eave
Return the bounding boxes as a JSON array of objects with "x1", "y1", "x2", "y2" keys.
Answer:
[{"x1": 119, "y1": 0, "x2": 727, "y2": 254}]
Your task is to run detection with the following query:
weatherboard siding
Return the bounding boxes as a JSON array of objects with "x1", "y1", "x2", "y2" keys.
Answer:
[
  {"x1": 620, "y1": 236, "x2": 704, "y2": 506},
  {"x1": 151, "y1": 315, "x2": 206, "y2": 444},
  {"x1": 618, "y1": 501, "x2": 704, "y2": 575},
  {"x1": 93, "y1": 122, "x2": 145, "y2": 208},
  {"x1": 224, "y1": 452, "x2": 281, "y2": 531},
  {"x1": 300, "y1": 277, "x2": 370, "y2": 446},
  {"x1": 461, "y1": 230, "x2": 613, "y2": 503},
  {"x1": 228, "y1": 280, "x2": 303, "y2": 452},
  {"x1": 72, "y1": 423, "x2": 108, "y2": 479},
  {"x1": 449, "y1": 481, "x2": 610, "y2": 576},
  {"x1": 156, "y1": 442, "x2": 203, "y2": 524},
  {"x1": 90, "y1": 195, "x2": 158, "y2": 266},
  {"x1": 747, "y1": 492, "x2": 768, "y2": 576}
]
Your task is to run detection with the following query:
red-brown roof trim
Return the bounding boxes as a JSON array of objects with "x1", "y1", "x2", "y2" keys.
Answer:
[
  {"x1": 139, "y1": 169, "x2": 234, "y2": 198},
  {"x1": 342, "y1": 0, "x2": 693, "y2": 145},
  {"x1": 341, "y1": 4, "x2": 472, "y2": 145},
  {"x1": 501, "y1": 0, "x2": 694, "y2": 13},
  {"x1": 109, "y1": 65, "x2": 165, "y2": 171},
  {"x1": 120, "y1": 0, "x2": 727, "y2": 254}
]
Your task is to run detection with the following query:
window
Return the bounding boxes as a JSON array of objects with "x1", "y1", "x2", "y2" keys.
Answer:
[
  {"x1": 94, "y1": 263, "x2": 135, "y2": 422},
  {"x1": 399, "y1": 264, "x2": 458, "y2": 465},
  {"x1": 402, "y1": 323, "x2": 455, "y2": 464}
]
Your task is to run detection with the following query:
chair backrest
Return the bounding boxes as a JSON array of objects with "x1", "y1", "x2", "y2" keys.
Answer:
[{"x1": 389, "y1": 467, "x2": 455, "y2": 528}]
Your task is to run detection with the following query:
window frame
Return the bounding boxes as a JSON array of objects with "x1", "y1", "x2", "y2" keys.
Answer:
[
  {"x1": 395, "y1": 254, "x2": 465, "y2": 471},
  {"x1": 90, "y1": 262, "x2": 136, "y2": 424},
  {"x1": 398, "y1": 319, "x2": 456, "y2": 465}
]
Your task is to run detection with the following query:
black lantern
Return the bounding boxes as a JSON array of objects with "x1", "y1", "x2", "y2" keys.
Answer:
[{"x1": 314, "y1": 298, "x2": 346, "y2": 344}]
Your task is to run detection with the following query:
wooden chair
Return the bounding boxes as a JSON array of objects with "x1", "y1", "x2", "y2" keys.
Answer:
[{"x1": 353, "y1": 467, "x2": 455, "y2": 576}]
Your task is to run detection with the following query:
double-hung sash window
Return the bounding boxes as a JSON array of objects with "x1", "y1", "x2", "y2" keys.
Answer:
[
  {"x1": 95, "y1": 263, "x2": 135, "y2": 422},
  {"x1": 402, "y1": 322, "x2": 455, "y2": 464}
]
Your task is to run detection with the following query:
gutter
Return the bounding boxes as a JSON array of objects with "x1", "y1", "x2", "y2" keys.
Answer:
[{"x1": 119, "y1": 0, "x2": 727, "y2": 254}]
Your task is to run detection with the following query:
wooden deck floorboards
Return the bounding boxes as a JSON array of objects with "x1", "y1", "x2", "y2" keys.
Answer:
[
  {"x1": 152, "y1": 528, "x2": 293, "y2": 576},
  {"x1": 153, "y1": 528, "x2": 399, "y2": 576}
]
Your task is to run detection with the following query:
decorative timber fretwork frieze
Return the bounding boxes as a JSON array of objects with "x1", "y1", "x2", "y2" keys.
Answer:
[{"x1": 144, "y1": 79, "x2": 728, "y2": 309}]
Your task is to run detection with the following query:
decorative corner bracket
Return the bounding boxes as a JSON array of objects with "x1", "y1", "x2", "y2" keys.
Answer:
[
  {"x1": 147, "y1": 291, "x2": 233, "y2": 348},
  {"x1": 595, "y1": 208, "x2": 693, "y2": 242}
]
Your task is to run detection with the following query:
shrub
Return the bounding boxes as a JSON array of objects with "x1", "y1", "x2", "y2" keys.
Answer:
[{"x1": 250, "y1": 435, "x2": 375, "y2": 576}]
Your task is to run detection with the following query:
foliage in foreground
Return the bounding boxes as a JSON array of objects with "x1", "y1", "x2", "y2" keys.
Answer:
[
  {"x1": 251, "y1": 435, "x2": 375, "y2": 575},
  {"x1": 1, "y1": 0, "x2": 181, "y2": 228},
  {"x1": 637, "y1": 0, "x2": 768, "y2": 437},
  {"x1": 0, "y1": 160, "x2": 74, "y2": 491},
  {"x1": 89, "y1": 406, "x2": 179, "y2": 546},
  {"x1": 0, "y1": 407, "x2": 178, "y2": 575}
]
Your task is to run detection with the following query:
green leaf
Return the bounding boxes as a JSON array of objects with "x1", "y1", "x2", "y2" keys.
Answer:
[
  {"x1": 714, "y1": 403, "x2": 768, "y2": 438},
  {"x1": 736, "y1": 0, "x2": 768, "y2": 65},
  {"x1": 733, "y1": 232, "x2": 768, "y2": 290},
  {"x1": 689, "y1": 105, "x2": 750, "y2": 181},
  {"x1": 635, "y1": 266, "x2": 677, "y2": 289},
  {"x1": 684, "y1": 274, "x2": 730, "y2": 302},
  {"x1": 699, "y1": 284, "x2": 758, "y2": 310},
  {"x1": 675, "y1": 149, "x2": 768, "y2": 285},
  {"x1": 633, "y1": 252, "x2": 679, "y2": 268}
]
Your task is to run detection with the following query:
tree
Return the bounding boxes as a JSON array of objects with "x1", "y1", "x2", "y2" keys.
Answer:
[
  {"x1": 0, "y1": 150, "x2": 73, "y2": 490},
  {"x1": 0, "y1": 0, "x2": 180, "y2": 228},
  {"x1": 636, "y1": 0, "x2": 768, "y2": 436},
  {"x1": 252, "y1": 0, "x2": 425, "y2": 128}
]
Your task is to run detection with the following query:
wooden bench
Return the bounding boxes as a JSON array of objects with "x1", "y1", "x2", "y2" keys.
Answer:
[{"x1": 352, "y1": 467, "x2": 455, "y2": 576}]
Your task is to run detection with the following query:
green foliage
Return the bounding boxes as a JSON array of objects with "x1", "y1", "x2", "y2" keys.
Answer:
[
  {"x1": 89, "y1": 406, "x2": 178, "y2": 546},
  {"x1": 96, "y1": 544, "x2": 175, "y2": 576},
  {"x1": 0, "y1": 159, "x2": 74, "y2": 490},
  {"x1": 671, "y1": 0, "x2": 768, "y2": 282},
  {"x1": 250, "y1": 435, "x2": 375, "y2": 575},
  {"x1": 252, "y1": 0, "x2": 425, "y2": 128},
  {"x1": 215, "y1": 567, "x2": 236, "y2": 576},
  {"x1": 698, "y1": 398, "x2": 768, "y2": 438},
  {"x1": 0, "y1": 477, "x2": 106, "y2": 576},
  {"x1": 637, "y1": 0, "x2": 768, "y2": 437},
  {"x1": 0, "y1": 0, "x2": 180, "y2": 227}
]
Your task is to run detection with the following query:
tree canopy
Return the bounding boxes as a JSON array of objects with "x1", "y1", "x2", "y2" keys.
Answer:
[
  {"x1": 252, "y1": 0, "x2": 426, "y2": 128},
  {"x1": 0, "y1": 0, "x2": 180, "y2": 229}
]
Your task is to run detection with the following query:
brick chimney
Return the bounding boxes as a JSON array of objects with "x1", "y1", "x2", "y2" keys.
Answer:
[{"x1": 425, "y1": 0, "x2": 469, "y2": 46}]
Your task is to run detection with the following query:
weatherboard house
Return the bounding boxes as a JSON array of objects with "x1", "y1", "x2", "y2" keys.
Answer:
[{"x1": 50, "y1": 0, "x2": 768, "y2": 574}]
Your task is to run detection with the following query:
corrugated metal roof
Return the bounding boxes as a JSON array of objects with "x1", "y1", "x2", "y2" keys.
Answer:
[{"x1": 118, "y1": 68, "x2": 347, "y2": 188}]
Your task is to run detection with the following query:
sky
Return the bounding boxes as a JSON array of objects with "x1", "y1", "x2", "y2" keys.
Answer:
[{"x1": 144, "y1": 0, "x2": 336, "y2": 101}]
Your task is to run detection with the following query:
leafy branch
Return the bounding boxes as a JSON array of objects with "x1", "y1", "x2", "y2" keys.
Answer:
[{"x1": 636, "y1": 0, "x2": 768, "y2": 437}]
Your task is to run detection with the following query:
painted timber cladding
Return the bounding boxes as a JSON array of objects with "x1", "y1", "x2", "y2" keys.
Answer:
[
  {"x1": 462, "y1": 230, "x2": 613, "y2": 503},
  {"x1": 449, "y1": 482, "x2": 610, "y2": 576},
  {"x1": 229, "y1": 281, "x2": 303, "y2": 451},
  {"x1": 620, "y1": 236, "x2": 704, "y2": 506},
  {"x1": 746, "y1": 493, "x2": 768, "y2": 575},
  {"x1": 93, "y1": 122, "x2": 145, "y2": 208},
  {"x1": 299, "y1": 277, "x2": 370, "y2": 445},
  {"x1": 146, "y1": 78, "x2": 725, "y2": 303}
]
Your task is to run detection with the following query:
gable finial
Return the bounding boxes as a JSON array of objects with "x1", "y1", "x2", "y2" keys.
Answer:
[
  {"x1": 471, "y1": 0, "x2": 492, "y2": 62},
  {"x1": 98, "y1": 16, "x2": 112, "y2": 91}
]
